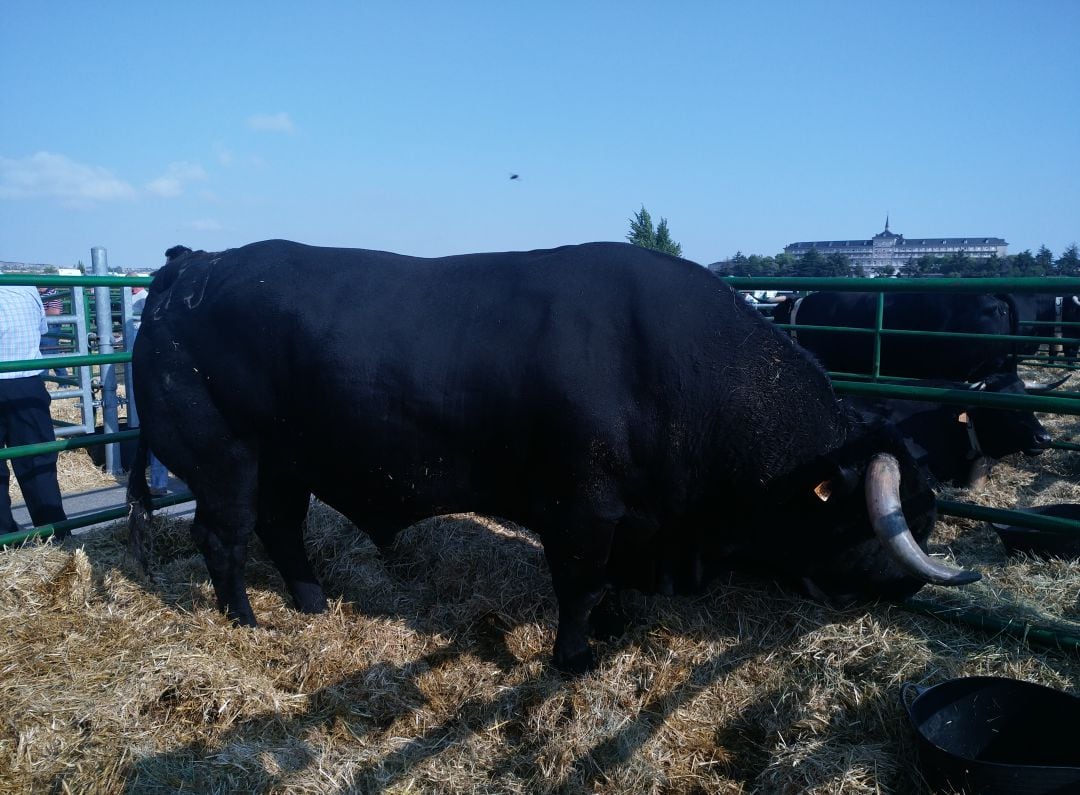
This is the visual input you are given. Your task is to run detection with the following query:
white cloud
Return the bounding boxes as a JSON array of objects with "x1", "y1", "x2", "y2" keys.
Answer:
[
  {"x1": 246, "y1": 112, "x2": 296, "y2": 134},
  {"x1": 0, "y1": 151, "x2": 136, "y2": 202},
  {"x1": 146, "y1": 161, "x2": 208, "y2": 198},
  {"x1": 187, "y1": 218, "x2": 222, "y2": 231},
  {"x1": 214, "y1": 142, "x2": 235, "y2": 166}
]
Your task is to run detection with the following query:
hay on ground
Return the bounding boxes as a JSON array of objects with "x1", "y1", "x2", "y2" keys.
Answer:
[{"x1": 1, "y1": 367, "x2": 1078, "y2": 792}]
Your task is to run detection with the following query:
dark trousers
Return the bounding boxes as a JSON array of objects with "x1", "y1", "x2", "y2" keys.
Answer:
[{"x1": 0, "y1": 376, "x2": 67, "y2": 535}]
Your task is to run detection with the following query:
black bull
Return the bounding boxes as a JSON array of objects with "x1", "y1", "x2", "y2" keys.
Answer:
[
  {"x1": 128, "y1": 240, "x2": 977, "y2": 672},
  {"x1": 844, "y1": 372, "x2": 1055, "y2": 489},
  {"x1": 773, "y1": 292, "x2": 1018, "y2": 380}
]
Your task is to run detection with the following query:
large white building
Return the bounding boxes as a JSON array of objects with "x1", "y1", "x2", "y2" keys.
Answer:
[{"x1": 784, "y1": 219, "x2": 1008, "y2": 274}]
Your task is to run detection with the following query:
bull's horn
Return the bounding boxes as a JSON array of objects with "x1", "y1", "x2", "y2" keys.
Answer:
[
  {"x1": 1072, "y1": 296, "x2": 1080, "y2": 307},
  {"x1": 865, "y1": 454, "x2": 980, "y2": 586},
  {"x1": 1024, "y1": 374, "x2": 1071, "y2": 393}
]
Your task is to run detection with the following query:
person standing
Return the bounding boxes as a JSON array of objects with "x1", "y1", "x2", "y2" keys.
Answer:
[
  {"x1": 37, "y1": 286, "x2": 69, "y2": 377},
  {"x1": 0, "y1": 286, "x2": 68, "y2": 538}
]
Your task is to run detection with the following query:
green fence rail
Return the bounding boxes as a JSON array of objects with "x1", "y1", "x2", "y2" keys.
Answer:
[
  {"x1": 0, "y1": 430, "x2": 140, "y2": 462},
  {"x1": 724, "y1": 276, "x2": 1080, "y2": 293},
  {"x1": 0, "y1": 273, "x2": 153, "y2": 288},
  {"x1": 0, "y1": 491, "x2": 193, "y2": 547}
]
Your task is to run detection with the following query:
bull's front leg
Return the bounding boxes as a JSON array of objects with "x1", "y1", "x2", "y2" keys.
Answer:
[
  {"x1": 542, "y1": 516, "x2": 617, "y2": 675},
  {"x1": 255, "y1": 482, "x2": 327, "y2": 615}
]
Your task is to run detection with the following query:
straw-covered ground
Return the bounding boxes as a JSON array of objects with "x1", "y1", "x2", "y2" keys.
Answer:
[{"x1": 2, "y1": 372, "x2": 1078, "y2": 793}]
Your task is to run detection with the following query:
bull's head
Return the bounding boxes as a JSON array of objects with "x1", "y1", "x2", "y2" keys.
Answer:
[
  {"x1": 969, "y1": 374, "x2": 1055, "y2": 457},
  {"x1": 760, "y1": 425, "x2": 980, "y2": 605}
]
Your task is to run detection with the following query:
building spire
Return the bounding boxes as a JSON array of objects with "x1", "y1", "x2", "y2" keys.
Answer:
[{"x1": 885, "y1": 214, "x2": 890, "y2": 232}]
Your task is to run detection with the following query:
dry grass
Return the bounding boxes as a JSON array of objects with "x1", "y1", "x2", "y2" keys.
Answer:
[{"x1": 2, "y1": 369, "x2": 1078, "y2": 793}]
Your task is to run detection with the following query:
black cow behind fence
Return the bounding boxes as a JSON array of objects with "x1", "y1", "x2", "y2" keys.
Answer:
[
  {"x1": 128, "y1": 240, "x2": 977, "y2": 673},
  {"x1": 843, "y1": 372, "x2": 1059, "y2": 489},
  {"x1": 1064, "y1": 296, "x2": 1080, "y2": 360},
  {"x1": 771, "y1": 292, "x2": 1018, "y2": 381}
]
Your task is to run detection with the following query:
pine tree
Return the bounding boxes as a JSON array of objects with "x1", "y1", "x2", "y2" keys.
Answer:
[
  {"x1": 1056, "y1": 244, "x2": 1080, "y2": 276},
  {"x1": 653, "y1": 218, "x2": 682, "y2": 257},
  {"x1": 626, "y1": 206, "x2": 656, "y2": 248},
  {"x1": 626, "y1": 206, "x2": 682, "y2": 257}
]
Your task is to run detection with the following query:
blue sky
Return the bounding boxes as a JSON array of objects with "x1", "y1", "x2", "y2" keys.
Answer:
[{"x1": 2, "y1": 1, "x2": 1077, "y2": 270}]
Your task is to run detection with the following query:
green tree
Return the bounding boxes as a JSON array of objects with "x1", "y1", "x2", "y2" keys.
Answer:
[
  {"x1": 1010, "y1": 250, "x2": 1039, "y2": 276},
  {"x1": 773, "y1": 252, "x2": 796, "y2": 275},
  {"x1": 746, "y1": 254, "x2": 777, "y2": 276},
  {"x1": 898, "y1": 259, "x2": 920, "y2": 277},
  {"x1": 944, "y1": 251, "x2": 971, "y2": 278},
  {"x1": 626, "y1": 206, "x2": 655, "y2": 248},
  {"x1": 821, "y1": 252, "x2": 853, "y2": 277},
  {"x1": 653, "y1": 217, "x2": 682, "y2": 257},
  {"x1": 1035, "y1": 245, "x2": 1054, "y2": 272},
  {"x1": 1056, "y1": 244, "x2": 1080, "y2": 276},
  {"x1": 626, "y1": 206, "x2": 682, "y2": 257},
  {"x1": 794, "y1": 247, "x2": 824, "y2": 276}
]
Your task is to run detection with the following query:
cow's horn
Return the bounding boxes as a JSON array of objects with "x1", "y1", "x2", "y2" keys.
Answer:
[
  {"x1": 1072, "y1": 296, "x2": 1080, "y2": 307},
  {"x1": 865, "y1": 454, "x2": 980, "y2": 586},
  {"x1": 1024, "y1": 374, "x2": 1070, "y2": 393}
]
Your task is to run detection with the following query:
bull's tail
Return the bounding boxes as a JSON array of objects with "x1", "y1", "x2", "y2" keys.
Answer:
[{"x1": 126, "y1": 433, "x2": 154, "y2": 571}]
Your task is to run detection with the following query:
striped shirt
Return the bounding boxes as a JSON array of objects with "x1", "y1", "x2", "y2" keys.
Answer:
[
  {"x1": 39, "y1": 287, "x2": 64, "y2": 314},
  {"x1": 0, "y1": 286, "x2": 47, "y2": 378}
]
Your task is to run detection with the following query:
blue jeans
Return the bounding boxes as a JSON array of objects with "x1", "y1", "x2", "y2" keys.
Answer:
[
  {"x1": 149, "y1": 453, "x2": 168, "y2": 491},
  {"x1": 0, "y1": 376, "x2": 67, "y2": 534}
]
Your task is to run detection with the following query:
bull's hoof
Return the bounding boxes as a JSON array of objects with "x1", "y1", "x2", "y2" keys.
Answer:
[
  {"x1": 291, "y1": 583, "x2": 328, "y2": 614},
  {"x1": 589, "y1": 602, "x2": 627, "y2": 641},
  {"x1": 226, "y1": 608, "x2": 258, "y2": 628},
  {"x1": 552, "y1": 644, "x2": 596, "y2": 676},
  {"x1": 295, "y1": 596, "x2": 328, "y2": 615}
]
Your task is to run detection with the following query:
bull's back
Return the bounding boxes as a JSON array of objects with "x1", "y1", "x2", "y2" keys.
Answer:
[
  {"x1": 142, "y1": 241, "x2": 724, "y2": 447},
  {"x1": 139, "y1": 240, "x2": 839, "y2": 517}
]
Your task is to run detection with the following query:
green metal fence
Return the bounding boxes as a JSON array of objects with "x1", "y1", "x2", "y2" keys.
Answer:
[{"x1": 1, "y1": 271, "x2": 186, "y2": 547}]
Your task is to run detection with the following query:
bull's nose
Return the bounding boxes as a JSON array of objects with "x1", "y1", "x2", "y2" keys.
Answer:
[{"x1": 1026, "y1": 430, "x2": 1053, "y2": 455}]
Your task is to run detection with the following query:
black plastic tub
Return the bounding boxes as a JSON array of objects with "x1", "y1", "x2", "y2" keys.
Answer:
[
  {"x1": 903, "y1": 677, "x2": 1080, "y2": 794},
  {"x1": 990, "y1": 504, "x2": 1080, "y2": 559}
]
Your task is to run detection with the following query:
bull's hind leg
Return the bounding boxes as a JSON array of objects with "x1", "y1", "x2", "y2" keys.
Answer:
[
  {"x1": 254, "y1": 471, "x2": 327, "y2": 615},
  {"x1": 185, "y1": 441, "x2": 261, "y2": 626},
  {"x1": 137, "y1": 339, "x2": 262, "y2": 626}
]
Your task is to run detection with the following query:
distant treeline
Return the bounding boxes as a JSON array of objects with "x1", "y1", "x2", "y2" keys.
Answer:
[{"x1": 719, "y1": 243, "x2": 1080, "y2": 278}]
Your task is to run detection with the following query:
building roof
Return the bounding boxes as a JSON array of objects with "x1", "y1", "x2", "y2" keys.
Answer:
[
  {"x1": 785, "y1": 219, "x2": 1007, "y2": 252},
  {"x1": 786, "y1": 236, "x2": 1008, "y2": 250}
]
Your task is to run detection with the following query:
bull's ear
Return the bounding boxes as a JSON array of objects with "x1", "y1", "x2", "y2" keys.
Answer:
[{"x1": 811, "y1": 462, "x2": 859, "y2": 502}]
